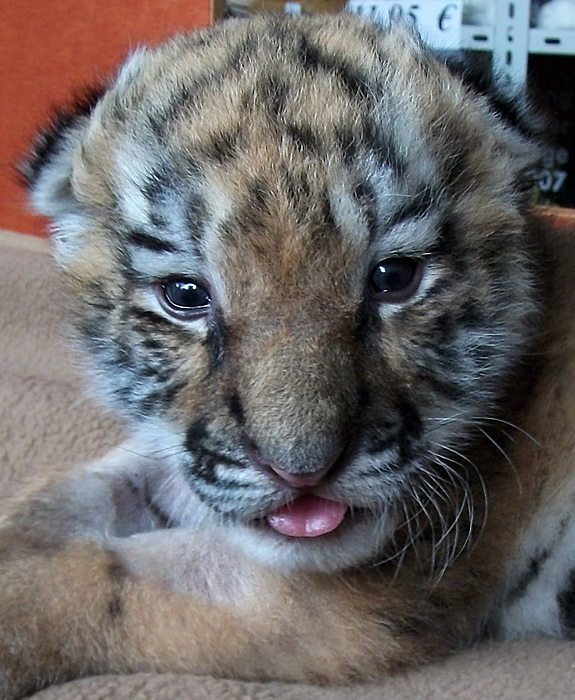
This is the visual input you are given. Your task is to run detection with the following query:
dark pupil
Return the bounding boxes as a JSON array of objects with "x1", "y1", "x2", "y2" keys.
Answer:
[
  {"x1": 371, "y1": 258, "x2": 417, "y2": 293},
  {"x1": 164, "y1": 281, "x2": 210, "y2": 308}
]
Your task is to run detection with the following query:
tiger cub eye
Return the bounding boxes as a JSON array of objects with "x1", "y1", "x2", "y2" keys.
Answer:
[
  {"x1": 370, "y1": 258, "x2": 422, "y2": 303},
  {"x1": 158, "y1": 280, "x2": 211, "y2": 318}
]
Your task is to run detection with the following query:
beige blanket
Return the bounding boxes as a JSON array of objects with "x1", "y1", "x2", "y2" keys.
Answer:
[{"x1": 1, "y1": 227, "x2": 575, "y2": 699}]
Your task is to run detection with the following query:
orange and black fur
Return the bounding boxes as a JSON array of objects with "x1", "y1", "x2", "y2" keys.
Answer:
[{"x1": 1, "y1": 12, "x2": 575, "y2": 700}]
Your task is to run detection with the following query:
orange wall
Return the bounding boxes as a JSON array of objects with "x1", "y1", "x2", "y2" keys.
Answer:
[{"x1": 1, "y1": 0, "x2": 218, "y2": 236}]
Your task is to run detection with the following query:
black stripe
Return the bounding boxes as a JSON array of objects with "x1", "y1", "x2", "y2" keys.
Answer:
[
  {"x1": 458, "y1": 299, "x2": 485, "y2": 329},
  {"x1": 131, "y1": 306, "x2": 175, "y2": 328},
  {"x1": 505, "y1": 549, "x2": 550, "y2": 603},
  {"x1": 286, "y1": 122, "x2": 322, "y2": 154},
  {"x1": 416, "y1": 368, "x2": 465, "y2": 401},
  {"x1": 228, "y1": 392, "x2": 245, "y2": 425},
  {"x1": 361, "y1": 119, "x2": 405, "y2": 174},
  {"x1": 559, "y1": 568, "x2": 575, "y2": 636},
  {"x1": 298, "y1": 35, "x2": 370, "y2": 100},
  {"x1": 205, "y1": 126, "x2": 242, "y2": 164},
  {"x1": 352, "y1": 179, "x2": 378, "y2": 237},
  {"x1": 185, "y1": 420, "x2": 209, "y2": 453},
  {"x1": 137, "y1": 380, "x2": 186, "y2": 415},
  {"x1": 106, "y1": 558, "x2": 127, "y2": 620},
  {"x1": 205, "y1": 313, "x2": 228, "y2": 369},
  {"x1": 21, "y1": 86, "x2": 105, "y2": 189},
  {"x1": 259, "y1": 74, "x2": 289, "y2": 120},
  {"x1": 142, "y1": 166, "x2": 176, "y2": 200},
  {"x1": 387, "y1": 189, "x2": 437, "y2": 231},
  {"x1": 185, "y1": 189, "x2": 209, "y2": 244},
  {"x1": 127, "y1": 229, "x2": 176, "y2": 253},
  {"x1": 364, "y1": 433, "x2": 399, "y2": 457},
  {"x1": 439, "y1": 50, "x2": 543, "y2": 142}
]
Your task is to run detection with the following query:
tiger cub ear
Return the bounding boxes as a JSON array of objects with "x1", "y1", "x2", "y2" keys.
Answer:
[
  {"x1": 20, "y1": 89, "x2": 104, "y2": 220},
  {"x1": 439, "y1": 51, "x2": 546, "y2": 156}
]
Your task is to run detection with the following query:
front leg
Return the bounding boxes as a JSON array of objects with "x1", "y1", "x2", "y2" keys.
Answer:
[
  {"x1": 0, "y1": 450, "x2": 402, "y2": 699},
  {"x1": 0, "y1": 536, "x2": 285, "y2": 698}
]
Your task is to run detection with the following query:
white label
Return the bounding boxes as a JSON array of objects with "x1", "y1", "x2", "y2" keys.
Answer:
[
  {"x1": 284, "y1": 2, "x2": 302, "y2": 14},
  {"x1": 346, "y1": 1, "x2": 463, "y2": 49}
]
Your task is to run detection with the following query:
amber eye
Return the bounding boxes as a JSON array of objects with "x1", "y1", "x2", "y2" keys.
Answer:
[
  {"x1": 370, "y1": 258, "x2": 422, "y2": 302},
  {"x1": 157, "y1": 280, "x2": 211, "y2": 318}
]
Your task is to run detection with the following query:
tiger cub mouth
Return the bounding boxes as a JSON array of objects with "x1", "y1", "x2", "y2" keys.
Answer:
[{"x1": 266, "y1": 495, "x2": 349, "y2": 538}]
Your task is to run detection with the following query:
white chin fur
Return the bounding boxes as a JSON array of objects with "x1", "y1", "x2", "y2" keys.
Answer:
[
  {"x1": 225, "y1": 514, "x2": 397, "y2": 574},
  {"x1": 109, "y1": 427, "x2": 397, "y2": 574}
]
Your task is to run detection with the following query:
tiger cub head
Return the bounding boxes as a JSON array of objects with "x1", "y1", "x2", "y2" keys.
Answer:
[{"x1": 23, "y1": 14, "x2": 542, "y2": 573}]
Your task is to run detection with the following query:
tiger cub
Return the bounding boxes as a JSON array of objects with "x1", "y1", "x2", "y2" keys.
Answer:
[{"x1": 1, "y1": 11, "x2": 575, "y2": 700}]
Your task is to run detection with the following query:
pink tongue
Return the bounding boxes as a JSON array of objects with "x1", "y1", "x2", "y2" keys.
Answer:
[{"x1": 267, "y1": 495, "x2": 348, "y2": 538}]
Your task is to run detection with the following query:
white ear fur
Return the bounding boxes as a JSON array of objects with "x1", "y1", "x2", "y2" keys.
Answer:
[
  {"x1": 27, "y1": 124, "x2": 86, "y2": 220},
  {"x1": 24, "y1": 117, "x2": 93, "y2": 266},
  {"x1": 25, "y1": 48, "x2": 150, "y2": 224}
]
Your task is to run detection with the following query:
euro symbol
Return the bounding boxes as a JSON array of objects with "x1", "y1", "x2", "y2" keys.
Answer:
[{"x1": 439, "y1": 3, "x2": 458, "y2": 30}]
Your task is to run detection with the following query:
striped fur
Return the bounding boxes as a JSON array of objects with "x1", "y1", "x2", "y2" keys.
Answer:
[{"x1": 1, "y1": 12, "x2": 574, "y2": 699}]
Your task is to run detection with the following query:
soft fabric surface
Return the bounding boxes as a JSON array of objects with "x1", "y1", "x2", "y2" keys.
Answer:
[{"x1": 1, "y1": 224, "x2": 575, "y2": 699}]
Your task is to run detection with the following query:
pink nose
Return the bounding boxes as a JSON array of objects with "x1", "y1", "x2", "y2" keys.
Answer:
[
  {"x1": 266, "y1": 462, "x2": 335, "y2": 488},
  {"x1": 246, "y1": 445, "x2": 343, "y2": 489}
]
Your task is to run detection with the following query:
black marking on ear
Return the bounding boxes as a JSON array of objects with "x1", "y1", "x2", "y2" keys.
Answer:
[
  {"x1": 559, "y1": 568, "x2": 575, "y2": 636},
  {"x1": 20, "y1": 86, "x2": 106, "y2": 189},
  {"x1": 438, "y1": 50, "x2": 544, "y2": 142}
]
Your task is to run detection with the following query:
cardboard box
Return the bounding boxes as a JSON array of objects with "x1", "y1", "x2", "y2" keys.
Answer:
[
  {"x1": 529, "y1": 56, "x2": 575, "y2": 209},
  {"x1": 248, "y1": 1, "x2": 346, "y2": 13},
  {"x1": 0, "y1": 0, "x2": 223, "y2": 236}
]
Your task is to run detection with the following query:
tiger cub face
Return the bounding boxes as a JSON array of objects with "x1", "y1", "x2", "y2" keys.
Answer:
[{"x1": 25, "y1": 14, "x2": 541, "y2": 573}]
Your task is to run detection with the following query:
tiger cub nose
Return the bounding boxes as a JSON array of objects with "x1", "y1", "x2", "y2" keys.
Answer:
[
  {"x1": 267, "y1": 463, "x2": 334, "y2": 488},
  {"x1": 247, "y1": 446, "x2": 343, "y2": 489}
]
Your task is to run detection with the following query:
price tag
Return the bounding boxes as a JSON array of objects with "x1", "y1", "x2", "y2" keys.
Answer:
[
  {"x1": 346, "y1": 1, "x2": 462, "y2": 49},
  {"x1": 284, "y1": 2, "x2": 303, "y2": 13}
]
